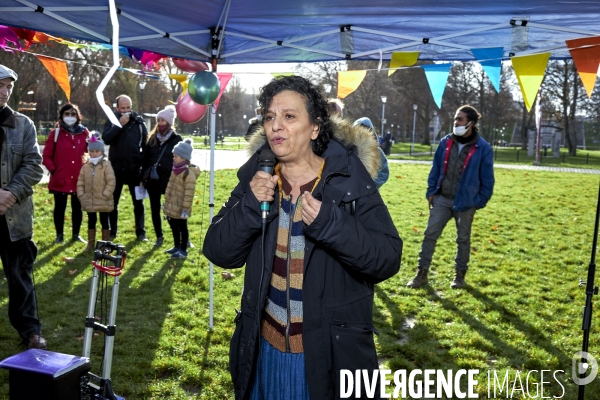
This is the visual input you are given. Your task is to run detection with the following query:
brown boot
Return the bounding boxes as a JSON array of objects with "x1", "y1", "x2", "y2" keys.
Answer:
[
  {"x1": 450, "y1": 269, "x2": 467, "y2": 289},
  {"x1": 406, "y1": 269, "x2": 429, "y2": 288},
  {"x1": 101, "y1": 229, "x2": 111, "y2": 241},
  {"x1": 84, "y1": 230, "x2": 96, "y2": 252}
]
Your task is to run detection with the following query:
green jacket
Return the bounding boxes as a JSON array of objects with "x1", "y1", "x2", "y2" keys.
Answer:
[{"x1": 0, "y1": 108, "x2": 43, "y2": 241}]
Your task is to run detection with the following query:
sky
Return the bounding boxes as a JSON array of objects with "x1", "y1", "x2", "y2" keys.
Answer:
[{"x1": 215, "y1": 62, "x2": 301, "y2": 92}]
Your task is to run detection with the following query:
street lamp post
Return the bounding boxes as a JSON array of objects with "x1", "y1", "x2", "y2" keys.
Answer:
[
  {"x1": 412, "y1": 104, "x2": 418, "y2": 152},
  {"x1": 139, "y1": 81, "x2": 146, "y2": 116},
  {"x1": 380, "y1": 96, "x2": 387, "y2": 141},
  {"x1": 432, "y1": 110, "x2": 438, "y2": 145}
]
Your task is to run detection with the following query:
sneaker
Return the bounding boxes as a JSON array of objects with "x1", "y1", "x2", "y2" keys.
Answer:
[
  {"x1": 187, "y1": 240, "x2": 194, "y2": 249},
  {"x1": 109, "y1": 232, "x2": 117, "y2": 240},
  {"x1": 450, "y1": 269, "x2": 467, "y2": 289},
  {"x1": 406, "y1": 269, "x2": 429, "y2": 288},
  {"x1": 164, "y1": 247, "x2": 179, "y2": 254},
  {"x1": 137, "y1": 234, "x2": 148, "y2": 242},
  {"x1": 27, "y1": 333, "x2": 47, "y2": 349},
  {"x1": 171, "y1": 250, "x2": 188, "y2": 259},
  {"x1": 55, "y1": 234, "x2": 64, "y2": 244},
  {"x1": 71, "y1": 235, "x2": 87, "y2": 244},
  {"x1": 154, "y1": 236, "x2": 164, "y2": 247}
]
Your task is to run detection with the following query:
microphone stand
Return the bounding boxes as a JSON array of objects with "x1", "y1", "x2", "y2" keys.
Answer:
[{"x1": 578, "y1": 180, "x2": 600, "y2": 400}]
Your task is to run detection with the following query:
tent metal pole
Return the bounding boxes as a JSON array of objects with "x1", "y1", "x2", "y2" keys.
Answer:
[
  {"x1": 208, "y1": 105, "x2": 216, "y2": 330},
  {"x1": 14, "y1": 0, "x2": 109, "y2": 42}
]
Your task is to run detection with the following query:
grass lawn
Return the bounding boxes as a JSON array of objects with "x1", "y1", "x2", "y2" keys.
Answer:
[
  {"x1": 0, "y1": 163, "x2": 599, "y2": 399},
  {"x1": 390, "y1": 142, "x2": 600, "y2": 170}
]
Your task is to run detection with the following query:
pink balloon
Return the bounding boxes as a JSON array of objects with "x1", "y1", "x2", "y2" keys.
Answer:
[
  {"x1": 176, "y1": 92, "x2": 208, "y2": 123},
  {"x1": 172, "y1": 58, "x2": 209, "y2": 73}
]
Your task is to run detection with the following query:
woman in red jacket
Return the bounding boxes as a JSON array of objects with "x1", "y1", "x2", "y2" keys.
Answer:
[{"x1": 42, "y1": 103, "x2": 90, "y2": 244}]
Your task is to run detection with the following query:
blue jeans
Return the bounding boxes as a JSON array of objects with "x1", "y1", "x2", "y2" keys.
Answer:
[
  {"x1": 0, "y1": 215, "x2": 41, "y2": 340},
  {"x1": 418, "y1": 195, "x2": 476, "y2": 271}
]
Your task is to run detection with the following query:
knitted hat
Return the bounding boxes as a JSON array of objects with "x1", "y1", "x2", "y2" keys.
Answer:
[
  {"x1": 0, "y1": 64, "x2": 17, "y2": 82},
  {"x1": 157, "y1": 104, "x2": 176, "y2": 126},
  {"x1": 173, "y1": 138, "x2": 193, "y2": 160},
  {"x1": 88, "y1": 134, "x2": 105, "y2": 152},
  {"x1": 353, "y1": 117, "x2": 374, "y2": 130}
]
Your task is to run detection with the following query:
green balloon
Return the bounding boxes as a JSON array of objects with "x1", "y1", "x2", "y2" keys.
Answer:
[{"x1": 188, "y1": 71, "x2": 220, "y2": 105}]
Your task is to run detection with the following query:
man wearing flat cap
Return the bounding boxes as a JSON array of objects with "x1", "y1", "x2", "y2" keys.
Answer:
[{"x1": 0, "y1": 64, "x2": 46, "y2": 349}]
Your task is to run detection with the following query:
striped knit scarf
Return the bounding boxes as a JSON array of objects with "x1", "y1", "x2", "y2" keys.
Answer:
[{"x1": 261, "y1": 162, "x2": 324, "y2": 353}]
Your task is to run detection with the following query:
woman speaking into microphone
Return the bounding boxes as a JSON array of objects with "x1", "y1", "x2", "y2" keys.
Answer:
[{"x1": 203, "y1": 76, "x2": 402, "y2": 400}]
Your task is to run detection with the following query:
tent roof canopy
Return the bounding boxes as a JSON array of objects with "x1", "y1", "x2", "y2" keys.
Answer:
[{"x1": 1, "y1": 0, "x2": 598, "y2": 63}]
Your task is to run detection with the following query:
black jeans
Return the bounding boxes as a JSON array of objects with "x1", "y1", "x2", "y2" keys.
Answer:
[
  {"x1": 53, "y1": 192, "x2": 82, "y2": 237},
  {"x1": 87, "y1": 212, "x2": 110, "y2": 230},
  {"x1": 167, "y1": 217, "x2": 188, "y2": 251},
  {"x1": 147, "y1": 187, "x2": 163, "y2": 239},
  {"x1": 110, "y1": 174, "x2": 145, "y2": 237},
  {"x1": 0, "y1": 216, "x2": 41, "y2": 340}
]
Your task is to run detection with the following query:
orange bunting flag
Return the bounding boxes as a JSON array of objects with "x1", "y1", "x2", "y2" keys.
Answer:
[
  {"x1": 511, "y1": 52, "x2": 550, "y2": 112},
  {"x1": 35, "y1": 55, "x2": 71, "y2": 101},
  {"x1": 337, "y1": 70, "x2": 367, "y2": 99},
  {"x1": 388, "y1": 52, "x2": 420, "y2": 76},
  {"x1": 566, "y1": 36, "x2": 600, "y2": 98}
]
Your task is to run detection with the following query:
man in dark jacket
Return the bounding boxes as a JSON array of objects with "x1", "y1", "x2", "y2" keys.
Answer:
[
  {"x1": 0, "y1": 64, "x2": 46, "y2": 349},
  {"x1": 102, "y1": 95, "x2": 148, "y2": 241},
  {"x1": 407, "y1": 105, "x2": 494, "y2": 289}
]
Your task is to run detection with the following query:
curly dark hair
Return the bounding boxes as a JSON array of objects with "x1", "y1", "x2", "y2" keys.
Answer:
[
  {"x1": 457, "y1": 105, "x2": 481, "y2": 133},
  {"x1": 258, "y1": 76, "x2": 331, "y2": 156},
  {"x1": 57, "y1": 103, "x2": 82, "y2": 126}
]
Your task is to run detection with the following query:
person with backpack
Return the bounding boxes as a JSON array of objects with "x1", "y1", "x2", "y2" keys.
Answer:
[
  {"x1": 42, "y1": 103, "x2": 90, "y2": 244},
  {"x1": 77, "y1": 134, "x2": 116, "y2": 251},
  {"x1": 102, "y1": 95, "x2": 148, "y2": 241},
  {"x1": 163, "y1": 139, "x2": 200, "y2": 259}
]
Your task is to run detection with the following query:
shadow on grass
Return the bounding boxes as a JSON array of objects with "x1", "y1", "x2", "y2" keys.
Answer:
[{"x1": 0, "y1": 244, "x2": 184, "y2": 398}]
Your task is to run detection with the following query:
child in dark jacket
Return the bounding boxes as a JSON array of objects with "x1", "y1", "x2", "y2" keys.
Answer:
[{"x1": 163, "y1": 139, "x2": 200, "y2": 259}]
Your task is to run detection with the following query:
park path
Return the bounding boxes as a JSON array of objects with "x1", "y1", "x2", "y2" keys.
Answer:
[
  {"x1": 38, "y1": 147, "x2": 599, "y2": 184},
  {"x1": 387, "y1": 159, "x2": 600, "y2": 175}
]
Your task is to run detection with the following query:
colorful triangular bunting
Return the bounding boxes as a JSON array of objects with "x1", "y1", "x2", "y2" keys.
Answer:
[
  {"x1": 388, "y1": 52, "x2": 420, "y2": 76},
  {"x1": 511, "y1": 52, "x2": 550, "y2": 112},
  {"x1": 471, "y1": 47, "x2": 503, "y2": 92},
  {"x1": 337, "y1": 70, "x2": 367, "y2": 99},
  {"x1": 566, "y1": 36, "x2": 600, "y2": 98},
  {"x1": 422, "y1": 64, "x2": 452, "y2": 109}
]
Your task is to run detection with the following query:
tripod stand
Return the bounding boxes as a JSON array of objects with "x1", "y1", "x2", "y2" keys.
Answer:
[
  {"x1": 578, "y1": 180, "x2": 600, "y2": 399},
  {"x1": 81, "y1": 240, "x2": 126, "y2": 400}
]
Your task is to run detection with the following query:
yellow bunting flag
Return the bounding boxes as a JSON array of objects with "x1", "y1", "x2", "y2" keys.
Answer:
[
  {"x1": 511, "y1": 52, "x2": 550, "y2": 111},
  {"x1": 35, "y1": 55, "x2": 71, "y2": 101},
  {"x1": 566, "y1": 36, "x2": 600, "y2": 98},
  {"x1": 271, "y1": 72, "x2": 295, "y2": 78},
  {"x1": 169, "y1": 73, "x2": 189, "y2": 93},
  {"x1": 388, "y1": 51, "x2": 420, "y2": 76},
  {"x1": 337, "y1": 70, "x2": 367, "y2": 99}
]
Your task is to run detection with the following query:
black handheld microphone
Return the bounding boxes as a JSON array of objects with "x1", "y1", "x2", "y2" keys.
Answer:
[{"x1": 258, "y1": 149, "x2": 277, "y2": 224}]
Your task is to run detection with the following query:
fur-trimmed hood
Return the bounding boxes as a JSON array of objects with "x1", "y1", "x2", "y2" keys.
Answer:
[{"x1": 246, "y1": 116, "x2": 382, "y2": 179}]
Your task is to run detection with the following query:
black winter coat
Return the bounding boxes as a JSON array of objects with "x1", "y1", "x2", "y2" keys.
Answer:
[
  {"x1": 141, "y1": 132, "x2": 182, "y2": 194},
  {"x1": 203, "y1": 138, "x2": 402, "y2": 400},
  {"x1": 102, "y1": 111, "x2": 148, "y2": 184}
]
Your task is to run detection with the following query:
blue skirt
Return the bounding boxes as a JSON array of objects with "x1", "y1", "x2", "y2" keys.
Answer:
[{"x1": 249, "y1": 337, "x2": 310, "y2": 400}]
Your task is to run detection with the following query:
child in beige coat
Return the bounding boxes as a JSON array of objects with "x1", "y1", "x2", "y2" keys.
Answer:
[
  {"x1": 77, "y1": 134, "x2": 116, "y2": 251},
  {"x1": 163, "y1": 139, "x2": 200, "y2": 259}
]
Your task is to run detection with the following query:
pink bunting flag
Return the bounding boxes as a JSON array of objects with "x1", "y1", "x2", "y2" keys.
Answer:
[
  {"x1": 139, "y1": 51, "x2": 166, "y2": 69},
  {"x1": 214, "y1": 73, "x2": 234, "y2": 111},
  {"x1": 0, "y1": 25, "x2": 21, "y2": 52}
]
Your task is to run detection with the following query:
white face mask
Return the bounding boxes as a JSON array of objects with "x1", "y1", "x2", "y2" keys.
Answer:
[
  {"x1": 453, "y1": 122, "x2": 471, "y2": 136},
  {"x1": 63, "y1": 116, "x2": 77, "y2": 126}
]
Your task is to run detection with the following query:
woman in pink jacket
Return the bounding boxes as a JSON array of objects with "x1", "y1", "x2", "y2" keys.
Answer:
[{"x1": 42, "y1": 103, "x2": 90, "y2": 244}]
